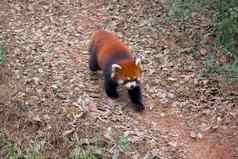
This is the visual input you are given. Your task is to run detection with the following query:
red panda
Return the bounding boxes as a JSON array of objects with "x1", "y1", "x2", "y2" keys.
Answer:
[{"x1": 88, "y1": 30, "x2": 144, "y2": 112}]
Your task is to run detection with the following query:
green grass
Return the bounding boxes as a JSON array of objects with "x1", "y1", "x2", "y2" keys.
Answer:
[
  {"x1": 66, "y1": 133, "x2": 103, "y2": 159},
  {"x1": 0, "y1": 32, "x2": 5, "y2": 65},
  {"x1": 0, "y1": 133, "x2": 44, "y2": 159},
  {"x1": 68, "y1": 147, "x2": 98, "y2": 159},
  {"x1": 213, "y1": 0, "x2": 238, "y2": 80},
  {"x1": 0, "y1": 133, "x2": 24, "y2": 159},
  {"x1": 214, "y1": 0, "x2": 238, "y2": 57},
  {"x1": 67, "y1": 131, "x2": 129, "y2": 159},
  {"x1": 24, "y1": 139, "x2": 45, "y2": 159},
  {"x1": 0, "y1": 132, "x2": 103, "y2": 159},
  {"x1": 165, "y1": 0, "x2": 238, "y2": 81},
  {"x1": 166, "y1": 0, "x2": 195, "y2": 23}
]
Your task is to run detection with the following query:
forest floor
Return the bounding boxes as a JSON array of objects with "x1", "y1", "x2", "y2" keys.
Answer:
[{"x1": 0, "y1": 0, "x2": 238, "y2": 159}]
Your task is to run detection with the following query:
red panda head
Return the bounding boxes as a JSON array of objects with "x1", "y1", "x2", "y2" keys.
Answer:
[{"x1": 111, "y1": 58, "x2": 142, "y2": 89}]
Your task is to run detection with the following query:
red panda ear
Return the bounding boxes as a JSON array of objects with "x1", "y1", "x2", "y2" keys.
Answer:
[
  {"x1": 135, "y1": 58, "x2": 141, "y2": 68},
  {"x1": 111, "y1": 64, "x2": 122, "y2": 78}
]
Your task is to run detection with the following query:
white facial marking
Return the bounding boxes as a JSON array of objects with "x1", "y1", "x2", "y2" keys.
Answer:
[
  {"x1": 118, "y1": 80, "x2": 124, "y2": 84},
  {"x1": 125, "y1": 81, "x2": 137, "y2": 89},
  {"x1": 111, "y1": 72, "x2": 115, "y2": 79},
  {"x1": 112, "y1": 64, "x2": 122, "y2": 71},
  {"x1": 135, "y1": 58, "x2": 141, "y2": 66},
  {"x1": 111, "y1": 64, "x2": 121, "y2": 79}
]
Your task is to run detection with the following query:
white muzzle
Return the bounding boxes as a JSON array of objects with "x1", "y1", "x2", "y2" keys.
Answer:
[{"x1": 125, "y1": 81, "x2": 137, "y2": 89}]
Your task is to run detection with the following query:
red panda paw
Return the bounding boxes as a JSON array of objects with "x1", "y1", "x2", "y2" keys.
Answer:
[
  {"x1": 108, "y1": 92, "x2": 119, "y2": 99},
  {"x1": 134, "y1": 103, "x2": 145, "y2": 112},
  {"x1": 105, "y1": 87, "x2": 119, "y2": 99}
]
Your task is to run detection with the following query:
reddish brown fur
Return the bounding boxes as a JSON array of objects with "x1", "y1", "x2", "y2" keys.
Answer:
[
  {"x1": 89, "y1": 30, "x2": 144, "y2": 111},
  {"x1": 114, "y1": 59, "x2": 140, "y2": 81},
  {"x1": 89, "y1": 30, "x2": 141, "y2": 80},
  {"x1": 90, "y1": 31, "x2": 131, "y2": 67}
]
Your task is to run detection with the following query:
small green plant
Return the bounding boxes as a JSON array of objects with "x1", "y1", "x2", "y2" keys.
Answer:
[
  {"x1": 67, "y1": 133, "x2": 103, "y2": 159},
  {"x1": 203, "y1": 55, "x2": 217, "y2": 74},
  {"x1": 118, "y1": 136, "x2": 128, "y2": 152},
  {"x1": 68, "y1": 147, "x2": 97, "y2": 159},
  {"x1": 166, "y1": 0, "x2": 192, "y2": 23},
  {"x1": 219, "y1": 62, "x2": 238, "y2": 83},
  {"x1": 0, "y1": 47, "x2": 4, "y2": 64},
  {"x1": 24, "y1": 139, "x2": 45, "y2": 159}
]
